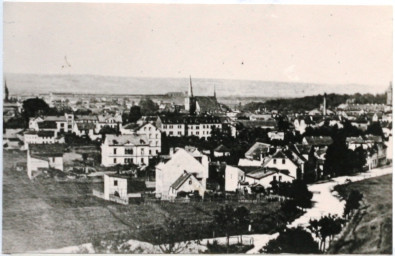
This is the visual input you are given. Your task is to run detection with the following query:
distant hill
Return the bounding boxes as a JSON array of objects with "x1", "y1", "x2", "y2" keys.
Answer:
[
  {"x1": 4, "y1": 73, "x2": 384, "y2": 98},
  {"x1": 242, "y1": 93, "x2": 386, "y2": 112}
]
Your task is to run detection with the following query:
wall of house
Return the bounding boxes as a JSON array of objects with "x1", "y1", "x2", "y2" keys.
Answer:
[
  {"x1": 101, "y1": 143, "x2": 150, "y2": 167},
  {"x1": 169, "y1": 176, "x2": 205, "y2": 197},
  {"x1": 265, "y1": 158, "x2": 298, "y2": 178},
  {"x1": 245, "y1": 173, "x2": 294, "y2": 188},
  {"x1": 27, "y1": 154, "x2": 49, "y2": 179},
  {"x1": 48, "y1": 156, "x2": 63, "y2": 171},
  {"x1": 104, "y1": 176, "x2": 128, "y2": 200},
  {"x1": 225, "y1": 166, "x2": 244, "y2": 192}
]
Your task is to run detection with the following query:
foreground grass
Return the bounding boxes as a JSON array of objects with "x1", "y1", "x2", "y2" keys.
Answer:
[
  {"x1": 328, "y1": 174, "x2": 392, "y2": 254},
  {"x1": 3, "y1": 150, "x2": 289, "y2": 253}
]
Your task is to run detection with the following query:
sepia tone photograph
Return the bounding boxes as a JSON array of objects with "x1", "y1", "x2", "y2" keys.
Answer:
[{"x1": 2, "y1": 2, "x2": 393, "y2": 254}]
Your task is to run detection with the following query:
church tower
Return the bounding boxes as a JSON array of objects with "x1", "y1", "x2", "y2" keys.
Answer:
[
  {"x1": 213, "y1": 85, "x2": 216, "y2": 98},
  {"x1": 185, "y1": 76, "x2": 196, "y2": 115},
  {"x1": 4, "y1": 80, "x2": 9, "y2": 102}
]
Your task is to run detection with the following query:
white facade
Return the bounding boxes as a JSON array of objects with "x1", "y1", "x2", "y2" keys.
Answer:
[
  {"x1": 245, "y1": 171, "x2": 294, "y2": 188},
  {"x1": 155, "y1": 148, "x2": 208, "y2": 198},
  {"x1": 27, "y1": 151, "x2": 63, "y2": 179},
  {"x1": 161, "y1": 123, "x2": 186, "y2": 137},
  {"x1": 186, "y1": 123, "x2": 222, "y2": 139},
  {"x1": 121, "y1": 123, "x2": 162, "y2": 155},
  {"x1": 168, "y1": 173, "x2": 206, "y2": 197},
  {"x1": 264, "y1": 156, "x2": 298, "y2": 178},
  {"x1": 225, "y1": 165, "x2": 245, "y2": 192},
  {"x1": 103, "y1": 174, "x2": 128, "y2": 200},
  {"x1": 101, "y1": 134, "x2": 151, "y2": 167}
]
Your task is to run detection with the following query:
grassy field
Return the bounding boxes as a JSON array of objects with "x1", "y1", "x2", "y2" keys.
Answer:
[
  {"x1": 3, "y1": 150, "x2": 286, "y2": 253},
  {"x1": 329, "y1": 174, "x2": 392, "y2": 254}
]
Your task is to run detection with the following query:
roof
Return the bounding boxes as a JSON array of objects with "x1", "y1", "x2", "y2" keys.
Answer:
[
  {"x1": 246, "y1": 167, "x2": 293, "y2": 180},
  {"x1": 44, "y1": 116, "x2": 67, "y2": 122},
  {"x1": 157, "y1": 148, "x2": 206, "y2": 176},
  {"x1": 214, "y1": 144, "x2": 230, "y2": 152},
  {"x1": 304, "y1": 136, "x2": 333, "y2": 146},
  {"x1": 170, "y1": 172, "x2": 194, "y2": 190},
  {"x1": 76, "y1": 115, "x2": 98, "y2": 121},
  {"x1": 105, "y1": 134, "x2": 148, "y2": 146},
  {"x1": 238, "y1": 120, "x2": 278, "y2": 129},
  {"x1": 38, "y1": 121, "x2": 57, "y2": 129},
  {"x1": 123, "y1": 123, "x2": 141, "y2": 130},
  {"x1": 159, "y1": 115, "x2": 222, "y2": 124},
  {"x1": 37, "y1": 131, "x2": 55, "y2": 137},
  {"x1": 194, "y1": 96, "x2": 223, "y2": 113},
  {"x1": 346, "y1": 137, "x2": 365, "y2": 144},
  {"x1": 77, "y1": 122, "x2": 96, "y2": 130},
  {"x1": 29, "y1": 144, "x2": 65, "y2": 158},
  {"x1": 245, "y1": 142, "x2": 271, "y2": 158},
  {"x1": 293, "y1": 144, "x2": 312, "y2": 155},
  {"x1": 98, "y1": 114, "x2": 122, "y2": 122},
  {"x1": 365, "y1": 135, "x2": 383, "y2": 143}
]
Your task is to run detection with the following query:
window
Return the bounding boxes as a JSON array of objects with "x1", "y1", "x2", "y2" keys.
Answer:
[
  {"x1": 163, "y1": 125, "x2": 167, "y2": 129},
  {"x1": 125, "y1": 149, "x2": 133, "y2": 154},
  {"x1": 113, "y1": 158, "x2": 117, "y2": 164},
  {"x1": 141, "y1": 158, "x2": 144, "y2": 164},
  {"x1": 196, "y1": 125, "x2": 199, "y2": 129},
  {"x1": 149, "y1": 150, "x2": 152, "y2": 155},
  {"x1": 149, "y1": 127, "x2": 151, "y2": 131},
  {"x1": 282, "y1": 159, "x2": 285, "y2": 164},
  {"x1": 273, "y1": 159, "x2": 276, "y2": 164},
  {"x1": 178, "y1": 131, "x2": 181, "y2": 135},
  {"x1": 279, "y1": 176, "x2": 282, "y2": 181},
  {"x1": 169, "y1": 131, "x2": 173, "y2": 135},
  {"x1": 189, "y1": 180, "x2": 192, "y2": 185},
  {"x1": 60, "y1": 123, "x2": 65, "y2": 127},
  {"x1": 114, "y1": 180, "x2": 118, "y2": 186},
  {"x1": 141, "y1": 148, "x2": 144, "y2": 155},
  {"x1": 113, "y1": 148, "x2": 117, "y2": 154}
]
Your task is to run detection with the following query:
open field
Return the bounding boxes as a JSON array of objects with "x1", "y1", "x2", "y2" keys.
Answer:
[
  {"x1": 3, "y1": 150, "x2": 285, "y2": 253},
  {"x1": 329, "y1": 174, "x2": 392, "y2": 254}
]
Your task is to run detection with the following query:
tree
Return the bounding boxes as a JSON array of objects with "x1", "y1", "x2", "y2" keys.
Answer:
[
  {"x1": 213, "y1": 205, "x2": 235, "y2": 250},
  {"x1": 128, "y1": 106, "x2": 142, "y2": 123},
  {"x1": 139, "y1": 97, "x2": 159, "y2": 115},
  {"x1": 366, "y1": 122, "x2": 385, "y2": 139},
  {"x1": 343, "y1": 190, "x2": 363, "y2": 219},
  {"x1": 234, "y1": 206, "x2": 250, "y2": 244},
  {"x1": 22, "y1": 98, "x2": 50, "y2": 125},
  {"x1": 151, "y1": 219, "x2": 192, "y2": 253},
  {"x1": 308, "y1": 214, "x2": 344, "y2": 251},
  {"x1": 262, "y1": 227, "x2": 320, "y2": 254}
]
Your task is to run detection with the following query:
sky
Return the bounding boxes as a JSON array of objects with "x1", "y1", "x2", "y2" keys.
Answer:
[{"x1": 3, "y1": 3, "x2": 393, "y2": 92}]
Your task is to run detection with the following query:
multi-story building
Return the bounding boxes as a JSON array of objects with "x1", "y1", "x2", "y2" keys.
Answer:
[
  {"x1": 121, "y1": 123, "x2": 162, "y2": 155},
  {"x1": 101, "y1": 134, "x2": 151, "y2": 167},
  {"x1": 96, "y1": 114, "x2": 122, "y2": 133},
  {"x1": 156, "y1": 115, "x2": 222, "y2": 139}
]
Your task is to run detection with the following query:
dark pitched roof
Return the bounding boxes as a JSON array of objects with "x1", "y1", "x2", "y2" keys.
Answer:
[
  {"x1": 77, "y1": 122, "x2": 96, "y2": 130},
  {"x1": 214, "y1": 144, "x2": 230, "y2": 152},
  {"x1": 194, "y1": 96, "x2": 223, "y2": 112},
  {"x1": 38, "y1": 121, "x2": 57, "y2": 129},
  {"x1": 170, "y1": 172, "x2": 194, "y2": 190},
  {"x1": 159, "y1": 115, "x2": 222, "y2": 124},
  {"x1": 304, "y1": 136, "x2": 333, "y2": 146},
  {"x1": 29, "y1": 144, "x2": 65, "y2": 158},
  {"x1": 37, "y1": 131, "x2": 55, "y2": 137},
  {"x1": 238, "y1": 120, "x2": 278, "y2": 129},
  {"x1": 245, "y1": 142, "x2": 272, "y2": 158}
]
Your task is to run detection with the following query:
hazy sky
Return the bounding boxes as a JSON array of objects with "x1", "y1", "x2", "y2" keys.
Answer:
[{"x1": 3, "y1": 3, "x2": 393, "y2": 91}]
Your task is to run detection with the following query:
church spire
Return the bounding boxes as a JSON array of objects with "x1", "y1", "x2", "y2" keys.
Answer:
[
  {"x1": 4, "y1": 79, "x2": 9, "y2": 102},
  {"x1": 188, "y1": 75, "x2": 193, "y2": 97},
  {"x1": 213, "y1": 84, "x2": 216, "y2": 98}
]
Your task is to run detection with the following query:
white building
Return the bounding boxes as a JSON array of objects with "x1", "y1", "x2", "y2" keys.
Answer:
[
  {"x1": 155, "y1": 148, "x2": 209, "y2": 199},
  {"x1": 121, "y1": 123, "x2": 161, "y2": 155},
  {"x1": 27, "y1": 144, "x2": 64, "y2": 179},
  {"x1": 245, "y1": 168, "x2": 295, "y2": 188},
  {"x1": 23, "y1": 130, "x2": 64, "y2": 149},
  {"x1": 96, "y1": 114, "x2": 122, "y2": 133},
  {"x1": 263, "y1": 150, "x2": 300, "y2": 179},
  {"x1": 224, "y1": 165, "x2": 245, "y2": 192},
  {"x1": 268, "y1": 131, "x2": 285, "y2": 141},
  {"x1": 101, "y1": 134, "x2": 151, "y2": 167}
]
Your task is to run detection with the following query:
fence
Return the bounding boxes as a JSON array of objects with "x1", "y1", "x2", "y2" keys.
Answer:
[
  {"x1": 109, "y1": 194, "x2": 129, "y2": 205},
  {"x1": 92, "y1": 189, "x2": 105, "y2": 199}
]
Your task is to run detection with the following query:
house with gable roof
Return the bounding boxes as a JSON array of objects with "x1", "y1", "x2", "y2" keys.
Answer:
[
  {"x1": 101, "y1": 134, "x2": 151, "y2": 167},
  {"x1": 155, "y1": 148, "x2": 209, "y2": 199}
]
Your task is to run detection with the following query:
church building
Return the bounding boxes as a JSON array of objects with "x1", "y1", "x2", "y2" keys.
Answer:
[{"x1": 184, "y1": 76, "x2": 225, "y2": 115}]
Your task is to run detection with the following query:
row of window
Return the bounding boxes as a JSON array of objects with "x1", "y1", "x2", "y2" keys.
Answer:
[
  {"x1": 273, "y1": 159, "x2": 286, "y2": 164},
  {"x1": 113, "y1": 157, "x2": 146, "y2": 164},
  {"x1": 113, "y1": 148, "x2": 159, "y2": 155},
  {"x1": 163, "y1": 125, "x2": 183, "y2": 129}
]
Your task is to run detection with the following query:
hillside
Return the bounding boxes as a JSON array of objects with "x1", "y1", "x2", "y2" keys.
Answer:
[
  {"x1": 242, "y1": 93, "x2": 386, "y2": 112},
  {"x1": 328, "y1": 174, "x2": 392, "y2": 254},
  {"x1": 5, "y1": 73, "x2": 382, "y2": 98}
]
